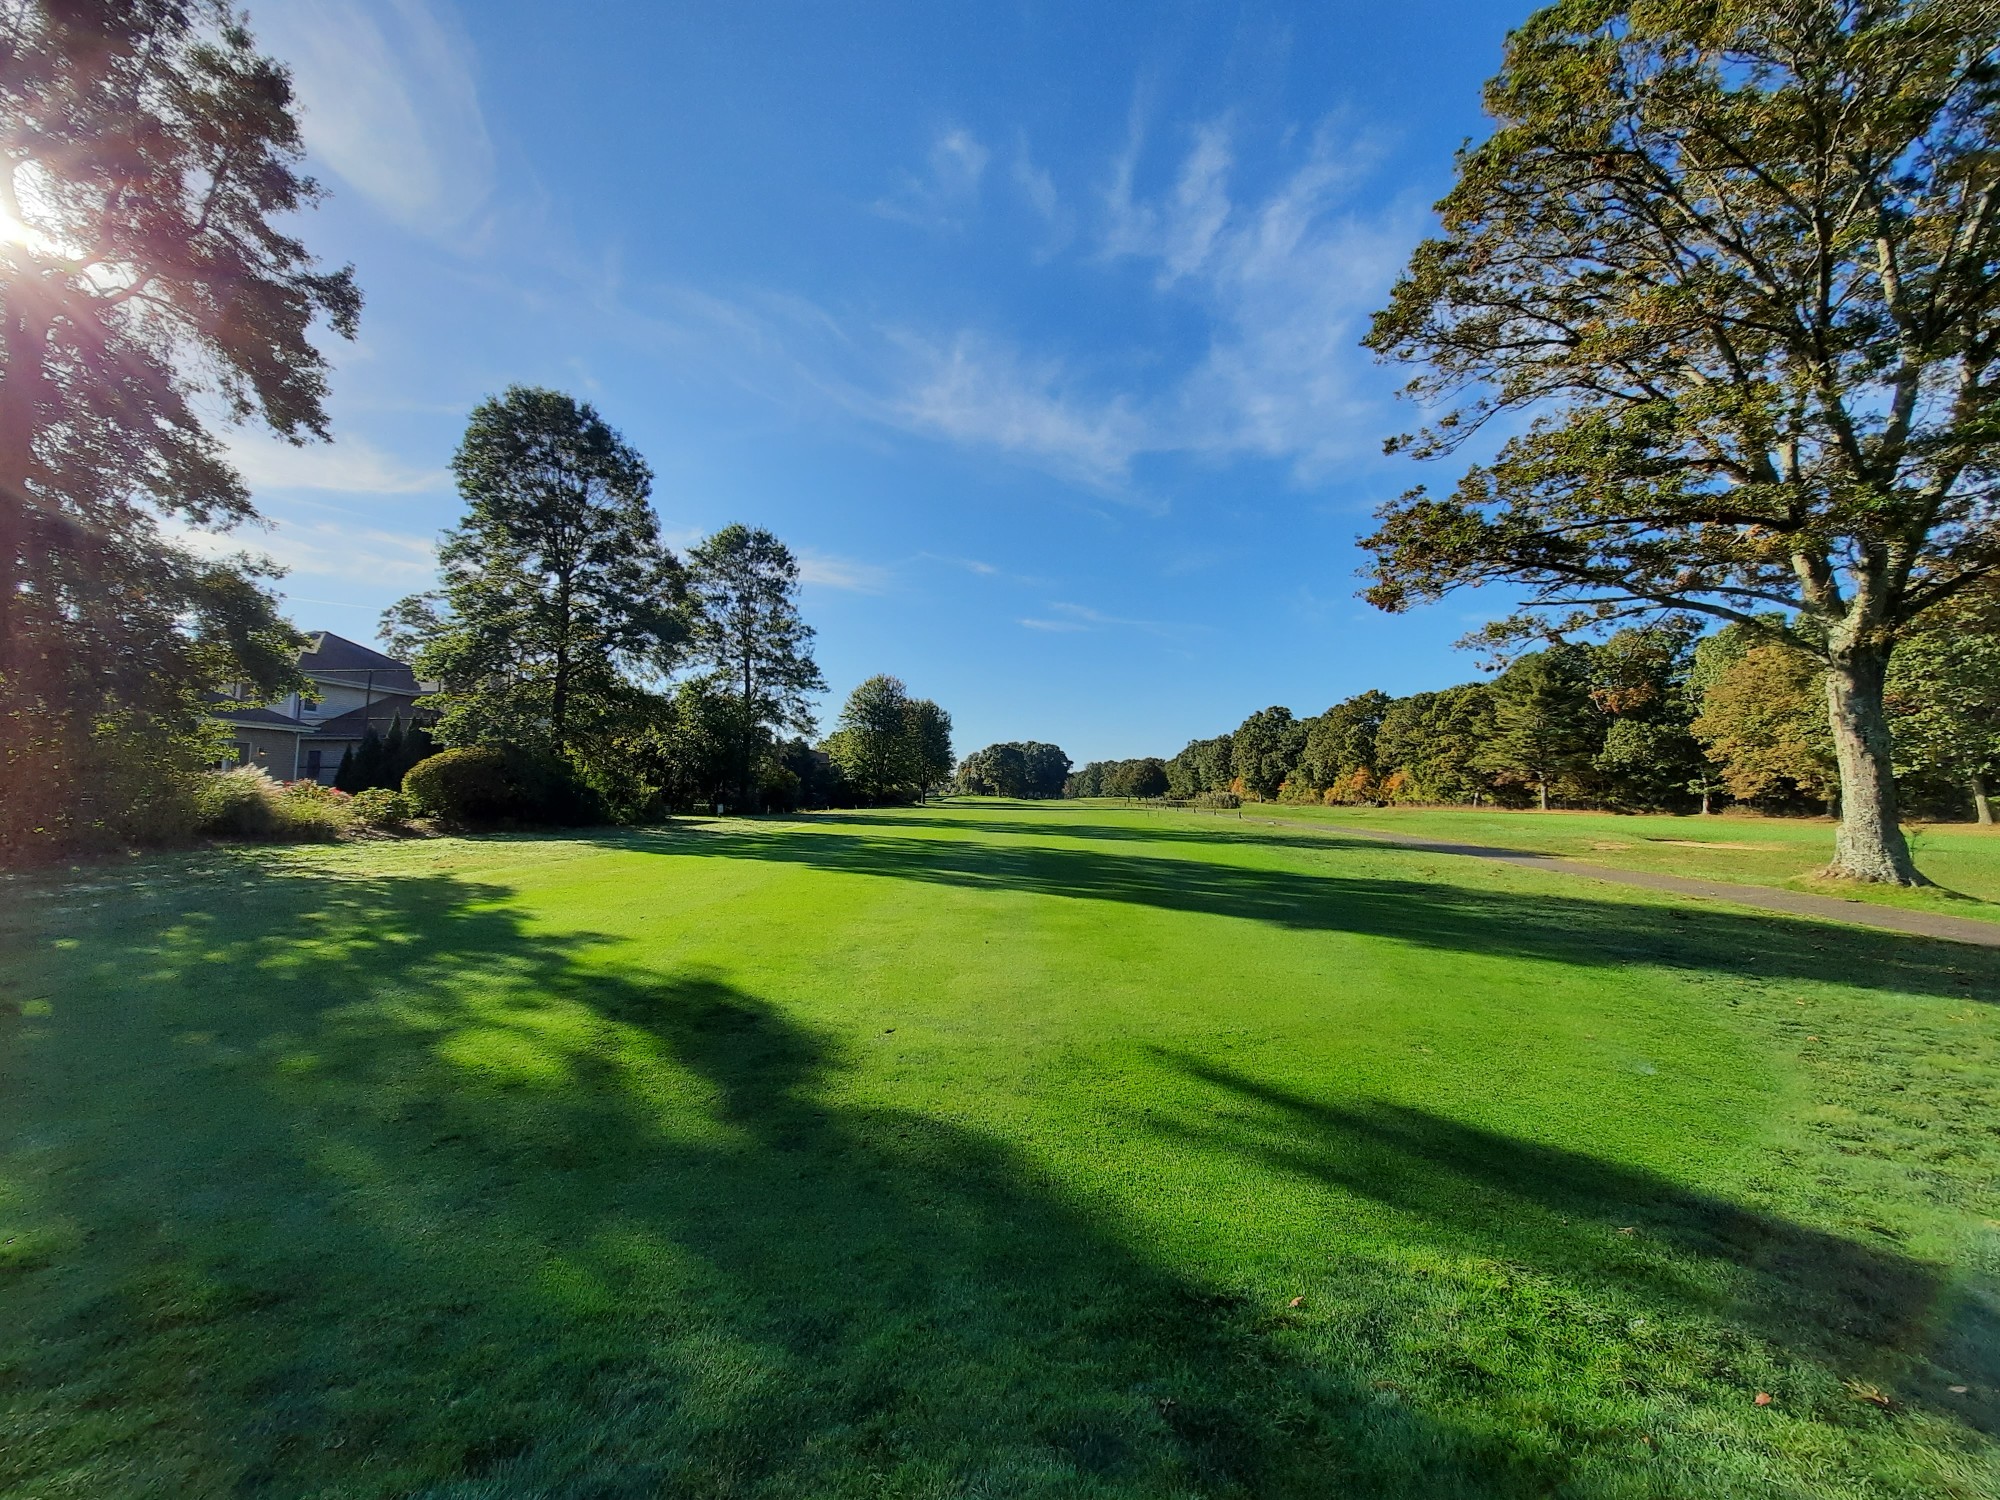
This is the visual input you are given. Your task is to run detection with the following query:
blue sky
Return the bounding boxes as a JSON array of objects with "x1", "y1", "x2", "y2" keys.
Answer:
[{"x1": 225, "y1": 0, "x2": 1537, "y2": 764}]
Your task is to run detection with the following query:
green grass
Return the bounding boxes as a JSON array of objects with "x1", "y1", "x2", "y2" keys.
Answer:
[
  {"x1": 2, "y1": 801, "x2": 1996, "y2": 1498},
  {"x1": 1173, "y1": 801, "x2": 2000, "y2": 923}
]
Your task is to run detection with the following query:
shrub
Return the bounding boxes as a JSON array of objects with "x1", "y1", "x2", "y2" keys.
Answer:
[
  {"x1": 192, "y1": 768, "x2": 350, "y2": 841},
  {"x1": 403, "y1": 746, "x2": 604, "y2": 828},
  {"x1": 278, "y1": 779, "x2": 351, "y2": 840},
  {"x1": 1191, "y1": 790, "x2": 1241, "y2": 809},
  {"x1": 347, "y1": 787, "x2": 415, "y2": 831},
  {"x1": 193, "y1": 765, "x2": 282, "y2": 837}
]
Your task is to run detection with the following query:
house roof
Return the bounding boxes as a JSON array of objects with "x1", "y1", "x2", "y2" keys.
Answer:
[
  {"x1": 299, "y1": 631, "x2": 422, "y2": 695},
  {"x1": 206, "y1": 694, "x2": 308, "y2": 732},
  {"x1": 306, "y1": 699, "x2": 438, "y2": 742}
]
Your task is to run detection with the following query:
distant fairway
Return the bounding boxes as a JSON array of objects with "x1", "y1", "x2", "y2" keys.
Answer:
[
  {"x1": 1197, "y1": 801, "x2": 2000, "y2": 923},
  {"x1": 3, "y1": 802, "x2": 1996, "y2": 1498}
]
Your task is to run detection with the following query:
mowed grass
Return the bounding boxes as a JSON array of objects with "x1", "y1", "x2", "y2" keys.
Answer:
[
  {"x1": 1167, "y1": 802, "x2": 2000, "y2": 924},
  {"x1": 2, "y1": 801, "x2": 1996, "y2": 1499}
]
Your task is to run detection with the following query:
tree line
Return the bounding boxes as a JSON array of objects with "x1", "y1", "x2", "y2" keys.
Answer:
[{"x1": 1072, "y1": 602, "x2": 2000, "y2": 822}]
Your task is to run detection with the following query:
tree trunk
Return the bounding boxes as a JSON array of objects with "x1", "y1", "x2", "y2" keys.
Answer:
[
  {"x1": 740, "y1": 654, "x2": 756, "y2": 813},
  {"x1": 1537, "y1": 780, "x2": 1548, "y2": 812},
  {"x1": 0, "y1": 298, "x2": 49, "y2": 679},
  {"x1": 1823, "y1": 646, "x2": 1924, "y2": 884},
  {"x1": 1972, "y1": 772, "x2": 1994, "y2": 826}
]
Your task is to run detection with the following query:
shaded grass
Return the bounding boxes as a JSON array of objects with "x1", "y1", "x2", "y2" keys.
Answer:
[{"x1": 1, "y1": 803, "x2": 1996, "y2": 1497}]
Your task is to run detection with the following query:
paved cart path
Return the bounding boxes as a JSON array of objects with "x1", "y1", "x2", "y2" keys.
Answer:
[{"x1": 1220, "y1": 814, "x2": 2000, "y2": 949}]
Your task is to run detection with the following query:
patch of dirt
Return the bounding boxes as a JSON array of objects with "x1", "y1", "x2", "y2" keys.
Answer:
[{"x1": 1646, "y1": 838, "x2": 1784, "y2": 850}]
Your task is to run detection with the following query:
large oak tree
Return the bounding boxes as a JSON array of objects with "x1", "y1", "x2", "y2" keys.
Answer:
[{"x1": 1362, "y1": 0, "x2": 2000, "y2": 882}]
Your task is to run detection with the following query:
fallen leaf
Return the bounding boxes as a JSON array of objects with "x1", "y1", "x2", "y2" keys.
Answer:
[
  {"x1": 1949, "y1": 1385, "x2": 1969, "y2": 1395},
  {"x1": 1618, "y1": 1226, "x2": 1637, "y2": 1236},
  {"x1": 1288, "y1": 1296, "x2": 1305, "y2": 1308},
  {"x1": 1845, "y1": 1381, "x2": 1894, "y2": 1410},
  {"x1": 1754, "y1": 1392, "x2": 1772, "y2": 1407}
]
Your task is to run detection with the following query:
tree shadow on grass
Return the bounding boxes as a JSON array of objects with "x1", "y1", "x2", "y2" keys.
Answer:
[
  {"x1": 1144, "y1": 1055, "x2": 1955, "y2": 1376},
  {"x1": 609, "y1": 823, "x2": 1998, "y2": 1002},
  {"x1": 1, "y1": 860, "x2": 1560, "y2": 1500},
  {"x1": 5, "y1": 855, "x2": 1992, "y2": 1496}
]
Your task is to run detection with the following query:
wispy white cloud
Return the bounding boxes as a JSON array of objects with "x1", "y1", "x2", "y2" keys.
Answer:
[
  {"x1": 562, "y1": 112, "x2": 1415, "y2": 499},
  {"x1": 1011, "y1": 135, "x2": 1072, "y2": 259},
  {"x1": 168, "y1": 514, "x2": 438, "y2": 587},
  {"x1": 886, "y1": 332, "x2": 1149, "y2": 491},
  {"x1": 874, "y1": 125, "x2": 990, "y2": 230},
  {"x1": 225, "y1": 431, "x2": 450, "y2": 495},
  {"x1": 1022, "y1": 601, "x2": 1187, "y2": 637},
  {"x1": 252, "y1": 0, "x2": 494, "y2": 237},
  {"x1": 1101, "y1": 116, "x2": 1416, "y2": 480},
  {"x1": 1020, "y1": 615, "x2": 1090, "y2": 633},
  {"x1": 796, "y1": 550, "x2": 891, "y2": 593},
  {"x1": 863, "y1": 117, "x2": 1414, "y2": 489}
]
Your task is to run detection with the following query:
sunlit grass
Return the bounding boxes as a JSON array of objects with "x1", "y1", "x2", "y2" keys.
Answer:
[{"x1": 2, "y1": 805, "x2": 1996, "y2": 1497}]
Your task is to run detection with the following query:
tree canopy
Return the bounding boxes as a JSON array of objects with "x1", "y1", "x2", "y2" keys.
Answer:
[
  {"x1": 686, "y1": 525, "x2": 824, "y2": 810},
  {"x1": 955, "y1": 741, "x2": 1072, "y2": 799},
  {"x1": 383, "y1": 388, "x2": 684, "y2": 764},
  {"x1": 1361, "y1": 0, "x2": 2000, "y2": 883},
  {"x1": 826, "y1": 674, "x2": 954, "y2": 805},
  {"x1": 0, "y1": 0, "x2": 359, "y2": 857}
]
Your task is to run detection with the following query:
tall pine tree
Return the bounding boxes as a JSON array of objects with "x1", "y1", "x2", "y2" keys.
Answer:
[{"x1": 384, "y1": 388, "x2": 686, "y2": 766}]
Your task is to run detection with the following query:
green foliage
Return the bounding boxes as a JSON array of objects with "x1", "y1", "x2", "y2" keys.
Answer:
[
  {"x1": 1230, "y1": 707, "x2": 1306, "y2": 800},
  {"x1": 1693, "y1": 643, "x2": 1838, "y2": 809},
  {"x1": 192, "y1": 768, "x2": 349, "y2": 842},
  {"x1": 347, "y1": 787, "x2": 415, "y2": 832},
  {"x1": 1886, "y1": 587, "x2": 2000, "y2": 819},
  {"x1": 957, "y1": 741, "x2": 1070, "y2": 798},
  {"x1": 685, "y1": 525, "x2": 825, "y2": 809},
  {"x1": 1361, "y1": 0, "x2": 2000, "y2": 880},
  {"x1": 0, "y1": 4, "x2": 358, "y2": 861},
  {"x1": 1069, "y1": 757, "x2": 1169, "y2": 799},
  {"x1": 1479, "y1": 645, "x2": 1604, "y2": 810},
  {"x1": 1293, "y1": 692, "x2": 1392, "y2": 797},
  {"x1": 384, "y1": 388, "x2": 685, "y2": 770},
  {"x1": 402, "y1": 746, "x2": 602, "y2": 829},
  {"x1": 1376, "y1": 685, "x2": 1499, "y2": 805},
  {"x1": 1165, "y1": 734, "x2": 1234, "y2": 799},
  {"x1": 828, "y1": 679, "x2": 953, "y2": 806}
]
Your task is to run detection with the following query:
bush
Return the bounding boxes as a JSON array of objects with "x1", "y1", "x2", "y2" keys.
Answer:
[
  {"x1": 347, "y1": 786, "x2": 415, "y2": 831},
  {"x1": 192, "y1": 768, "x2": 350, "y2": 841},
  {"x1": 1191, "y1": 790, "x2": 1241, "y2": 809},
  {"x1": 193, "y1": 765, "x2": 281, "y2": 837},
  {"x1": 403, "y1": 746, "x2": 604, "y2": 828}
]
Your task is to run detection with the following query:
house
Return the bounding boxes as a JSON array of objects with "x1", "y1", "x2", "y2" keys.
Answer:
[{"x1": 210, "y1": 632, "x2": 437, "y2": 783}]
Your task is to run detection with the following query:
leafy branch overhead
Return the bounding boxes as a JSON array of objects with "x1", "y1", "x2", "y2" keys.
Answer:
[{"x1": 1366, "y1": 0, "x2": 2000, "y2": 645}]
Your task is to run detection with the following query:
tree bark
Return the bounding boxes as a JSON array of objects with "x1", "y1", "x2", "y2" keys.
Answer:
[
  {"x1": 1823, "y1": 646, "x2": 1924, "y2": 884},
  {"x1": 1972, "y1": 772, "x2": 1994, "y2": 827},
  {"x1": 0, "y1": 296, "x2": 49, "y2": 679}
]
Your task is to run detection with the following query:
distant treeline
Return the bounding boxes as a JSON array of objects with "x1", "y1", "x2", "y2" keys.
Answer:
[{"x1": 1065, "y1": 615, "x2": 2000, "y2": 821}]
